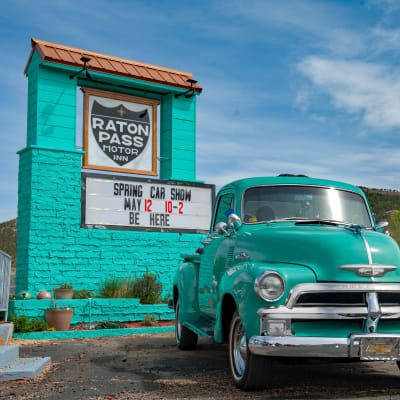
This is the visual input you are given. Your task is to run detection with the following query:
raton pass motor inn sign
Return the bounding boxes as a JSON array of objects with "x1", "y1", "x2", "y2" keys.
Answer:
[
  {"x1": 83, "y1": 88, "x2": 159, "y2": 176},
  {"x1": 82, "y1": 173, "x2": 215, "y2": 233}
]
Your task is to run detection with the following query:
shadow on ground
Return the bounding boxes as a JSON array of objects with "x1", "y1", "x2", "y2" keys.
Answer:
[{"x1": 2, "y1": 333, "x2": 400, "y2": 399}]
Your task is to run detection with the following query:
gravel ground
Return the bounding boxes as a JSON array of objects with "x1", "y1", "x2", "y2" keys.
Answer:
[{"x1": 2, "y1": 333, "x2": 400, "y2": 399}]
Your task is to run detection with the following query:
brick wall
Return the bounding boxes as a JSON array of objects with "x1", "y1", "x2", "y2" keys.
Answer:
[
  {"x1": 9, "y1": 299, "x2": 174, "y2": 324},
  {"x1": 16, "y1": 147, "x2": 204, "y2": 296},
  {"x1": 17, "y1": 50, "x2": 205, "y2": 300}
]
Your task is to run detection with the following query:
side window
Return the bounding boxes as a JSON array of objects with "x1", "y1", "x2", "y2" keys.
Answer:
[{"x1": 213, "y1": 193, "x2": 234, "y2": 230}]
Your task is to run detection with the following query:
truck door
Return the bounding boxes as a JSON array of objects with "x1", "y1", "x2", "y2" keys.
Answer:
[{"x1": 199, "y1": 190, "x2": 235, "y2": 318}]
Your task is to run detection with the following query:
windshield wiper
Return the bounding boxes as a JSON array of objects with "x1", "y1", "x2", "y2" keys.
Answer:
[
  {"x1": 266, "y1": 218, "x2": 365, "y2": 232},
  {"x1": 294, "y1": 219, "x2": 365, "y2": 232},
  {"x1": 295, "y1": 219, "x2": 347, "y2": 226}
]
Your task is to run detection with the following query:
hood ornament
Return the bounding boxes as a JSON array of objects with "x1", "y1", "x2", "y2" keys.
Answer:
[{"x1": 340, "y1": 264, "x2": 397, "y2": 277}]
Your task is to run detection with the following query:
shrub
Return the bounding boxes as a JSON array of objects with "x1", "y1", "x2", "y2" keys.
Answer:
[
  {"x1": 11, "y1": 316, "x2": 30, "y2": 332},
  {"x1": 59, "y1": 283, "x2": 73, "y2": 289},
  {"x1": 12, "y1": 316, "x2": 48, "y2": 333},
  {"x1": 128, "y1": 273, "x2": 162, "y2": 304},
  {"x1": 142, "y1": 314, "x2": 156, "y2": 326},
  {"x1": 99, "y1": 278, "x2": 128, "y2": 298},
  {"x1": 94, "y1": 321, "x2": 127, "y2": 330},
  {"x1": 100, "y1": 274, "x2": 162, "y2": 304},
  {"x1": 73, "y1": 290, "x2": 93, "y2": 299},
  {"x1": 29, "y1": 319, "x2": 48, "y2": 332}
]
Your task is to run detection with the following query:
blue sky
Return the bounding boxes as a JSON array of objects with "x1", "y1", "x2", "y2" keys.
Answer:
[{"x1": 1, "y1": 0, "x2": 400, "y2": 222}]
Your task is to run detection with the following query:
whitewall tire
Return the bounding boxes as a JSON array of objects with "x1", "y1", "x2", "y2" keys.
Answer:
[{"x1": 228, "y1": 311, "x2": 270, "y2": 390}]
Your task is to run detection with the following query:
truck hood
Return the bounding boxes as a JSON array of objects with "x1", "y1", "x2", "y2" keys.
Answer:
[{"x1": 241, "y1": 224, "x2": 400, "y2": 282}]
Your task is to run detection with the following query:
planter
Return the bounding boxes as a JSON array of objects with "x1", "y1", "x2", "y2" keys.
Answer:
[
  {"x1": 37, "y1": 290, "x2": 52, "y2": 300},
  {"x1": 54, "y1": 288, "x2": 74, "y2": 299},
  {"x1": 45, "y1": 308, "x2": 74, "y2": 331}
]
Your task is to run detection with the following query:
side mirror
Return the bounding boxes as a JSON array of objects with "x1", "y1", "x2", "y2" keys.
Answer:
[
  {"x1": 215, "y1": 222, "x2": 228, "y2": 235},
  {"x1": 227, "y1": 213, "x2": 242, "y2": 232},
  {"x1": 375, "y1": 220, "x2": 389, "y2": 233}
]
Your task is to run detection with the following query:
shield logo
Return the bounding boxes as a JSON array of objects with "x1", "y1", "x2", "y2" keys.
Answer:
[{"x1": 90, "y1": 100, "x2": 151, "y2": 166}]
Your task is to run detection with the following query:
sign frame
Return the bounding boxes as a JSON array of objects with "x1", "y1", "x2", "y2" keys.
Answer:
[
  {"x1": 82, "y1": 88, "x2": 159, "y2": 176},
  {"x1": 81, "y1": 172, "x2": 216, "y2": 233}
]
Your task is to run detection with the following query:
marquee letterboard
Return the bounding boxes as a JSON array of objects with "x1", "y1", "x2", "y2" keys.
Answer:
[
  {"x1": 82, "y1": 173, "x2": 215, "y2": 233},
  {"x1": 83, "y1": 88, "x2": 159, "y2": 176}
]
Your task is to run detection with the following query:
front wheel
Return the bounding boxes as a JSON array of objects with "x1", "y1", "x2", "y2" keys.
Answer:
[
  {"x1": 175, "y1": 300, "x2": 198, "y2": 350},
  {"x1": 228, "y1": 311, "x2": 270, "y2": 390}
]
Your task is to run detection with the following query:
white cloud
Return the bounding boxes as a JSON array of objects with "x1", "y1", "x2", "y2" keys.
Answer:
[
  {"x1": 370, "y1": 28, "x2": 400, "y2": 54},
  {"x1": 196, "y1": 102, "x2": 400, "y2": 192},
  {"x1": 298, "y1": 56, "x2": 400, "y2": 130}
]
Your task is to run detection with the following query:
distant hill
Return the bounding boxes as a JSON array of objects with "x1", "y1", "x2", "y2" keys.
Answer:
[
  {"x1": 386, "y1": 211, "x2": 400, "y2": 244},
  {"x1": 361, "y1": 187, "x2": 400, "y2": 220},
  {"x1": 0, "y1": 219, "x2": 16, "y2": 265}
]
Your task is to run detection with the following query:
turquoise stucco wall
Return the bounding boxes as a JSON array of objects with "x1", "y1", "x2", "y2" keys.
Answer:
[
  {"x1": 9, "y1": 299, "x2": 174, "y2": 324},
  {"x1": 13, "y1": 326, "x2": 175, "y2": 340},
  {"x1": 16, "y1": 50, "x2": 206, "y2": 296}
]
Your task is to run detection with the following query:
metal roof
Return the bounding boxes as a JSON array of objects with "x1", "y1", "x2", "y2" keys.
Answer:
[{"x1": 25, "y1": 38, "x2": 202, "y2": 92}]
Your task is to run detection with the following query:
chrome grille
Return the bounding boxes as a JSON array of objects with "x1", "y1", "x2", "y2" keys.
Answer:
[
  {"x1": 296, "y1": 292, "x2": 365, "y2": 306},
  {"x1": 258, "y1": 283, "x2": 400, "y2": 321},
  {"x1": 296, "y1": 292, "x2": 400, "y2": 307}
]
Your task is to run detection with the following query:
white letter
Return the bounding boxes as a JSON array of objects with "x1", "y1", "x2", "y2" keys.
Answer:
[
  {"x1": 127, "y1": 123, "x2": 138, "y2": 134},
  {"x1": 121, "y1": 134, "x2": 132, "y2": 146},
  {"x1": 133, "y1": 136, "x2": 143, "y2": 147},
  {"x1": 109, "y1": 133, "x2": 122, "y2": 145},
  {"x1": 99, "y1": 131, "x2": 110, "y2": 143},
  {"x1": 115, "y1": 120, "x2": 128, "y2": 132},
  {"x1": 138, "y1": 125, "x2": 150, "y2": 137},
  {"x1": 92, "y1": 117, "x2": 104, "y2": 129},
  {"x1": 105, "y1": 119, "x2": 117, "y2": 131}
]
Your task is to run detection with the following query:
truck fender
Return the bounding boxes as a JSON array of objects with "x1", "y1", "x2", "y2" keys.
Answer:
[{"x1": 173, "y1": 261, "x2": 200, "y2": 323}]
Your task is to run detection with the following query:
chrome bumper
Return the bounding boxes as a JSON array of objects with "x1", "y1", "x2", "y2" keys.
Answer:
[{"x1": 248, "y1": 333, "x2": 400, "y2": 360}]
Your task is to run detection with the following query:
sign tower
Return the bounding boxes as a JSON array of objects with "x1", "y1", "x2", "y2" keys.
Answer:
[{"x1": 17, "y1": 39, "x2": 213, "y2": 295}]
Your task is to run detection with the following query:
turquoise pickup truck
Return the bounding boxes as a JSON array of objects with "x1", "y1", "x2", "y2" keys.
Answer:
[{"x1": 173, "y1": 175, "x2": 400, "y2": 389}]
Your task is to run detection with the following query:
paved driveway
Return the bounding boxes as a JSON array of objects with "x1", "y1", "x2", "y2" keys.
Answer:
[{"x1": 2, "y1": 333, "x2": 400, "y2": 399}]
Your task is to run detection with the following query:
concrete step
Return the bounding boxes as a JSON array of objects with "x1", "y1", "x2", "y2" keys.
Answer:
[
  {"x1": 0, "y1": 356, "x2": 51, "y2": 381},
  {"x1": 0, "y1": 323, "x2": 14, "y2": 344},
  {"x1": 0, "y1": 345, "x2": 19, "y2": 367}
]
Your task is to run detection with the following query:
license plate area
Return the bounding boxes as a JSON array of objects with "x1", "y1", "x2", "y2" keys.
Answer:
[{"x1": 359, "y1": 336, "x2": 400, "y2": 360}]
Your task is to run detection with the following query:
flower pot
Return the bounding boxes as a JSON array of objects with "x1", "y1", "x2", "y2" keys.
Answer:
[
  {"x1": 37, "y1": 290, "x2": 52, "y2": 300},
  {"x1": 54, "y1": 288, "x2": 74, "y2": 299},
  {"x1": 45, "y1": 308, "x2": 74, "y2": 331},
  {"x1": 17, "y1": 291, "x2": 32, "y2": 300}
]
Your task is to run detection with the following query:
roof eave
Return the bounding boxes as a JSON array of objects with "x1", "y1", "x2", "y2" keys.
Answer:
[{"x1": 25, "y1": 38, "x2": 202, "y2": 92}]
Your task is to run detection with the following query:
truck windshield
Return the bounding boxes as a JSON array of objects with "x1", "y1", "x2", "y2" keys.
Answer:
[{"x1": 243, "y1": 185, "x2": 372, "y2": 228}]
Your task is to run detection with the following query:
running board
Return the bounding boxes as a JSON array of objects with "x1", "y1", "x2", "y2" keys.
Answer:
[{"x1": 182, "y1": 322, "x2": 213, "y2": 337}]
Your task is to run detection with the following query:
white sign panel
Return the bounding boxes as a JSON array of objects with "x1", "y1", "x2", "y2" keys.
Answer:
[
  {"x1": 82, "y1": 174, "x2": 215, "y2": 233},
  {"x1": 83, "y1": 88, "x2": 159, "y2": 176}
]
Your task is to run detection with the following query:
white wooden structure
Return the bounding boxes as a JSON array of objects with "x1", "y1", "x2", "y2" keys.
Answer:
[{"x1": 0, "y1": 251, "x2": 11, "y2": 321}]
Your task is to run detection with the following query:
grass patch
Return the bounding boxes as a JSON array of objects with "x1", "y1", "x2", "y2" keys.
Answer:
[
  {"x1": 11, "y1": 315, "x2": 48, "y2": 333},
  {"x1": 142, "y1": 314, "x2": 157, "y2": 326},
  {"x1": 99, "y1": 273, "x2": 162, "y2": 304}
]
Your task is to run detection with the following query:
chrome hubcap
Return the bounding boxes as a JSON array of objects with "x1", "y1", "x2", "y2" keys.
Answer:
[{"x1": 232, "y1": 317, "x2": 247, "y2": 377}]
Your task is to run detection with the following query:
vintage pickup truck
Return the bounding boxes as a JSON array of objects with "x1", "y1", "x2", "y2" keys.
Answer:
[{"x1": 173, "y1": 175, "x2": 400, "y2": 389}]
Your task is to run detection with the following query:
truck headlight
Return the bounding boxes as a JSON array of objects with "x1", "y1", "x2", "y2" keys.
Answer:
[{"x1": 254, "y1": 271, "x2": 285, "y2": 301}]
